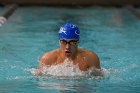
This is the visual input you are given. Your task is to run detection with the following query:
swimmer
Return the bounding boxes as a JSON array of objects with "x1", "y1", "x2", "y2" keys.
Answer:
[{"x1": 36, "y1": 22, "x2": 102, "y2": 76}]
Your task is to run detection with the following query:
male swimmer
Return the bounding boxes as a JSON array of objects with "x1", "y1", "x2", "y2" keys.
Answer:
[{"x1": 36, "y1": 22, "x2": 102, "y2": 76}]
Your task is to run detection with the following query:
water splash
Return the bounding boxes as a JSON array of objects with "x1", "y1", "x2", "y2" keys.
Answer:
[
  {"x1": 41, "y1": 58, "x2": 83, "y2": 77},
  {"x1": 30, "y1": 59, "x2": 104, "y2": 79}
]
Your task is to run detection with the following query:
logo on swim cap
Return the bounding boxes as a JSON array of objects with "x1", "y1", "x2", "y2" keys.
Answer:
[
  {"x1": 59, "y1": 27, "x2": 67, "y2": 35},
  {"x1": 59, "y1": 22, "x2": 80, "y2": 39}
]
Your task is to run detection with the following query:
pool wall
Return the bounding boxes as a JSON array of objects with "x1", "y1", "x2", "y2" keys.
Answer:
[{"x1": 0, "y1": 0, "x2": 140, "y2": 6}]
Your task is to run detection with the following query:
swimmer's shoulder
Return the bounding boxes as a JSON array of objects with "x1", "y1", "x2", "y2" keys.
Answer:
[
  {"x1": 78, "y1": 48, "x2": 97, "y2": 55},
  {"x1": 81, "y1": 48, "x2": 99, "y2": 61},
  {"x1": 78, "y1": 48, "x2": 100, "y2": 66},
  {"x1": 39, "y1": 49, "x2": 60, "y2": 65}
]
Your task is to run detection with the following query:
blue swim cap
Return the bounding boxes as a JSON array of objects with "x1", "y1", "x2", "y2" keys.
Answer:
[{"x1": 59, "y1": 22, "x2": 80, "y2": 39}]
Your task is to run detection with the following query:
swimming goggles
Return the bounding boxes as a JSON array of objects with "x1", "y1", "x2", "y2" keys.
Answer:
[{"x1": 59, "y1": 39, "x2": 79, "y2": 46}]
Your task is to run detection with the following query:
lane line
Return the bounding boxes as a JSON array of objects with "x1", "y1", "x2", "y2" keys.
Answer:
[
  {"x1": 0, "y1": 4, "x2": 18, "y2": 27},
  {"x1": 126, "y1": 5, "x2": 140, "y2": 19}
]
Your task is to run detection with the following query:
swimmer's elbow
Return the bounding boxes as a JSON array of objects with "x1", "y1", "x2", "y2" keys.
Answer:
[{"x1": 92, "y1": 61, "x2": 101, "y2": 69}]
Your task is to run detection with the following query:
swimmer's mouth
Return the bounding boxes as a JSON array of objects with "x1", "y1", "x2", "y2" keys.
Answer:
[
  {"x1": 65, "y1": 50, "x2": 71, "y2": 53},
  {"x1": 65, "y1": 50, "x2": 72, "y2": 56}
]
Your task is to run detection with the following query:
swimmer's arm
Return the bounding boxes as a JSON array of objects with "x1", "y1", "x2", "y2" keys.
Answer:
[
  {"x1": 93, "y1": 56, "x2": 101, "y2": 69},
  {"x1": 90, "y1": 62, "x2": 103, "y2": 76},
  {"x1": 89, "y1": 52, "x2": 103, "y2": 76},
  {"x1": 35, "y1": 52, "x2": 53, "y2": 76},
  {"x1": 89, "y1": 52, "x2": 101, "y2": 69},
  {"x1": 35, "y1": 62, "x2": 44, "y2": 76},
  {"x1": 35, "y1": 54, "x2": 47, "y2": 76}
]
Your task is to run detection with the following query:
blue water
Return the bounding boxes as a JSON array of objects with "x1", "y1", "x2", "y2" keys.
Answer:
[{"x1": 0, "y1": 6, "x2": 140, "y2": 93}]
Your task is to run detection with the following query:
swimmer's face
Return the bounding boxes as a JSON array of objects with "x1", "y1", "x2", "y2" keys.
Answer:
[{"x1": 59, "y1": 39, "x2": 79, "y2": 58}]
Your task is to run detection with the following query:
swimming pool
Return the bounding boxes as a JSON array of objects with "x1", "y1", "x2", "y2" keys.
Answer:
[{"x1": 0, "y1": 6, "x2": 140, "y2": 93}]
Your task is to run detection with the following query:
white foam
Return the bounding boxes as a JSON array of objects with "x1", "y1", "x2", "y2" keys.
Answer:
[
  {"x1": 41, "y1": 58, "x2": 83, "y2": 77},
  {"x1": 30, "y1": 59, "x2": 104, "y2": 78}
]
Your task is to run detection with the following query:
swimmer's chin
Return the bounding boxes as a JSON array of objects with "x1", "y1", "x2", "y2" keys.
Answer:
[{"x1": 65, "y1": 52, "x2": 72, "y2": 58}]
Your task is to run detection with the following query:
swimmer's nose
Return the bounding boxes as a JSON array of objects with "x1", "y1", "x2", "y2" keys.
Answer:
[{"x1": 65, "y1": 43, "x2": 70, "y2": 49}]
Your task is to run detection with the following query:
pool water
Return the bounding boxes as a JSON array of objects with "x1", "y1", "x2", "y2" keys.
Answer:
[{"x1": 0, "y1": 6, "x2": 140, "y2": 93}]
